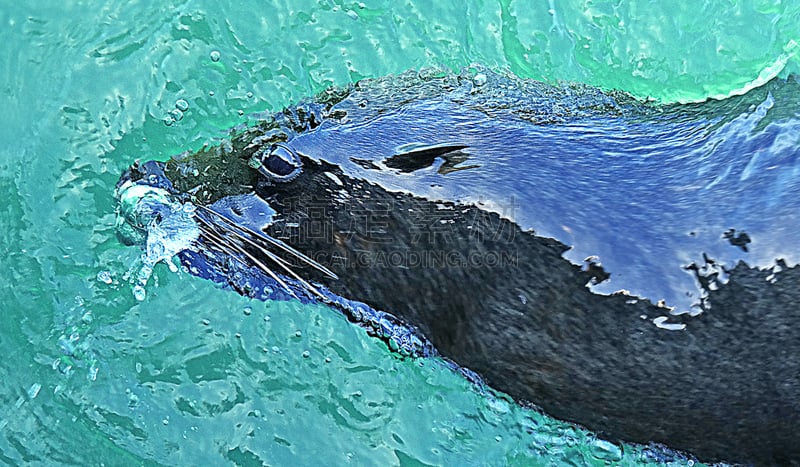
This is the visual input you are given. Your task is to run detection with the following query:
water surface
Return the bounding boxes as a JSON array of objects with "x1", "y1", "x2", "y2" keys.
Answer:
[{"x1": 1, "y1": 1, "x2": 798, "y2": 465}]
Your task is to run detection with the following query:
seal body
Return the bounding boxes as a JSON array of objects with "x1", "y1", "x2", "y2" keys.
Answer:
[{"x1": 118, "y1": 69, "x2": 800, "y2": 465}]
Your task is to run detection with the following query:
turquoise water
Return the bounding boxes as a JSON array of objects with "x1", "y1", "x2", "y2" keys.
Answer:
[{"x1": 1, "y1": 1, "x2": 799, "y2": 465}]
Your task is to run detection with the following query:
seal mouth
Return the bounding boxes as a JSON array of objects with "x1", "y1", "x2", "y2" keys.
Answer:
[
  {"x1": 114, "y1": 180, "x2": 176, "y2": 246},
  {"x1": 114, "y1": 172, "x2": 337, "y2": 301}
]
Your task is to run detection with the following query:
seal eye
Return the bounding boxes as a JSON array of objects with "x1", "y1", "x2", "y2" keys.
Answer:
[{"x1": 255, "y1": 143, "x2": 302, "y2": 183}]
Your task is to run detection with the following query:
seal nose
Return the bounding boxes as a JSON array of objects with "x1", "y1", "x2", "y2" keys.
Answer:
[{"x1": 255, "y1": 143, "x2": 302, "y2": 183}]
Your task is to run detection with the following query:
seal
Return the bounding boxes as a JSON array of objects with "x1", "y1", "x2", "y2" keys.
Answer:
[{"x1": 115, "y1": 68, "x2": 800, "y2": 465}]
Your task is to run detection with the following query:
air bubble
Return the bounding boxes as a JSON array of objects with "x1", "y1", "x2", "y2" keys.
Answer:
[
  {"x1": 132, "y1": 285, "x2": 146, "y2": 301},
  {"x1": 163, "y1": 117, "x2": 174, "y2": 126},
  {"x1": 246, "y1": 91, "x2": 253, "y2": 99},
  {"x1": 210, "y1": 50, "x2": 221, "y2": 62},
  {"x1": 169, "y1": 109, "x2": 184, "y2": 121},
  {"x1": 473, "y1": 73, "x2": 487, "y2": 86},
  {"x1": 175, "y1": 99, "x2": 189, "y2": 111}
]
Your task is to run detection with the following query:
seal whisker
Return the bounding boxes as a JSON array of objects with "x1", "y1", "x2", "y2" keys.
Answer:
[
  {"x1": 195, "y1": 207, "x2": 329, "y2": 300},
  {"x1": 200, "y1": 213, "x2": 327, "y2": 300},
  {"x1": 197, "y1": 204, "x2": 338, "y2": 280},
  {"x1": 195, "y1": 213, "x2": 299, "y2": 299},
  {"x1": 255, "y1": 246, "x2": 328, "y2": 301}
]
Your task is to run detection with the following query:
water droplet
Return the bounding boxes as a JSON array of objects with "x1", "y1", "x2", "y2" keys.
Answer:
[
  {"x1": 589, "y1": 439, "x2": 623, "y2": 462},
  {"x1": 209, "y1": 90, "x2": 215, "y2": 96},
  {"x1": 132, "y1": 285, "x2": 146, "y2": 301},
  {"x1": 302, "y1": 350, "x2": 310, "y2": 358},
  {"x1": 175, "y1": 99, "x2": 189, "y2": 111},
  {"x1": 88, "y1": 365, "x2": 99, "y2": 381},
  {"x1": 201, "y1": 318, "x2": 210, "y2": 326},
  {"x1": 248, "y1": 156, "x2": 262, "y2": 169},
  {"x1": 238, "y1": 110, "x2": 244, "y2": 116},
  {"x1": 96, "y1": 270, "x2": 113, "y2": 284},
  {"x1": 210, "y1": 50, "x2": 221, "y2": 62},
  {"x1": 294, "y1": 330, "x2": 302, "y2": 338},
  {"x1": 27, "y1": 383, "x2": 42, "y2": 399},
  {"x1": 246, "y1": 91, "x2": 253, "y2": 99},
  {"x1": 243, "y1": 306, "x2": 252, "y2": 316}
]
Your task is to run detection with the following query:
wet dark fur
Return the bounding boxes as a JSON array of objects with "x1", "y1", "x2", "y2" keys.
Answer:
[
  {"x1": 257, "y1": 155, "x2": 800, "y2": 465},
  {"x1": 121, "y1": 70, "x2": 800, "y2": 465}
]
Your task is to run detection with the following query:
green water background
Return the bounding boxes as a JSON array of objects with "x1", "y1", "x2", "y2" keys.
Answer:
[{"x1": 1, "y1": 0, "x2": 798, "y2": 465}]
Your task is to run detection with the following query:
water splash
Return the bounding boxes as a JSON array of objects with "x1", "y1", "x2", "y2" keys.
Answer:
[{"x1": 116, "y1": 181, "x2": 200, "y2": 300}]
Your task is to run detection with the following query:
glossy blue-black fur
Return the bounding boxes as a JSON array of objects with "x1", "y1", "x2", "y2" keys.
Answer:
[{"x1": 121, "y1": 69, "x2": 800, "y2": 465}]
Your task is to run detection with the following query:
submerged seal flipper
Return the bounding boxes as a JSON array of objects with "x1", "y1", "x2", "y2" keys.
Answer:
[{"x1": 116, "y1": 68, "x2": 800, "y2": 465}]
